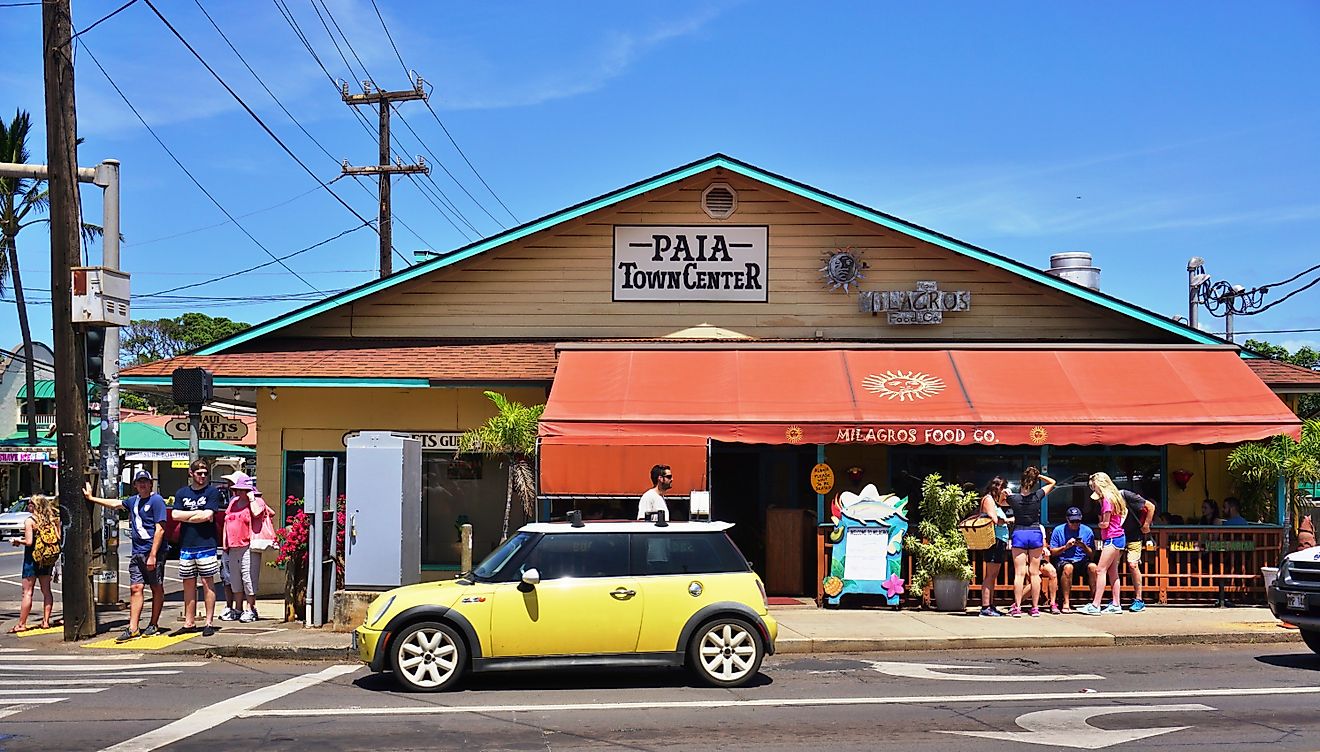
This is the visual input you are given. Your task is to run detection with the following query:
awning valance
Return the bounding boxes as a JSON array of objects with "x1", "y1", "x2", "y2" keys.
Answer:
[
  {"x1": 540, "y1": 347, "x2": 1302, "y2": 447},
  {"x1": 539, "y1": 435, "x2": 707, "y2": 496}
]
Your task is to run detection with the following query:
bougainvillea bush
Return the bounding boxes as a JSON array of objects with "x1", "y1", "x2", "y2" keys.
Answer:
[{"x1": 271, "y1": 495, "x2": 346, "y2": 621}]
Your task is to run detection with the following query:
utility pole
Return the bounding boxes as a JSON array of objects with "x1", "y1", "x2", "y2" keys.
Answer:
[
  {"x1": 43, "y1": 0, "x2": 96, "y2": 640},
  {"x1": 341, "y1": 78, "x2": 429, "y2": 278}
]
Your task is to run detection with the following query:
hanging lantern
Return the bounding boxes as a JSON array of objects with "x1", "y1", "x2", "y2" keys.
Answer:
[{"x1": 1172, "y1": 468, "x2": 1194, "y2": 490}]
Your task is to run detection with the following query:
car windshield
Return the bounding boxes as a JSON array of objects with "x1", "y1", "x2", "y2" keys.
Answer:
[
  {"x1": 471, "y1": 532, "x2": 534, "y2": 581},
  {"x1": 4, "y1": 500, "x2": 27, "y2": 514}
]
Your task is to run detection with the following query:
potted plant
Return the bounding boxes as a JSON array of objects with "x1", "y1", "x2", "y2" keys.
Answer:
[{"x1": 908, "y1": 473, "x2": 977, "y2": 611}]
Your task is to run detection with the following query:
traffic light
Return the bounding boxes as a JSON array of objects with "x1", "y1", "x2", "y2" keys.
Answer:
[{"x1": 84, "y1": 325, "x2": 107, "y2": 384}]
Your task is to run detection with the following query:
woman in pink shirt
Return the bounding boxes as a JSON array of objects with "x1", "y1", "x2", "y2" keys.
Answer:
[
  {"x1": 220, "y1": 472, "x2": 269, "y2": 622},
  {"x1": 1080, "y1": 472, "x2": 1129, "y2": 616}
]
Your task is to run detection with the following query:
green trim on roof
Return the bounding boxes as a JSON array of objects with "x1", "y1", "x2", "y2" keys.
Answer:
[
  {"x1": 17, "y1": 380, "x2": 56, "y2": 399},
  {"x1": 120, "y1": 376, "x2": 432, "y2": 388},
  {"x1": 195, "y1": 154, "x2": 1222, "y2": 354}
]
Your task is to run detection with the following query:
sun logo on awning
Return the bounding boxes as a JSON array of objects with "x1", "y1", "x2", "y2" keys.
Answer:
[
  {"x1": 862, "y1": 371, "x2": 946, "y2": 401},
  {"x1": 1029, "y1": 426, "x2": 1049, "y2": 445},
  {"x1": 785, "y1": 425, "x2": 804, "y2": 444}
]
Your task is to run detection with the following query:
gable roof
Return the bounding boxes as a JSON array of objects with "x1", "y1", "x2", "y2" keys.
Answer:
[{"x1": 195, "y1": 153, "x2": 1223, "y2": 355}]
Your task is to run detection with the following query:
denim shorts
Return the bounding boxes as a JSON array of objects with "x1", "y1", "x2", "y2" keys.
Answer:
[
  {"x1": 1101, "y1": 535, "x2": 1128, "y2": 550},
  {"x1": 1011, "y1": 527, "x2": 1045, "y2": 550}
]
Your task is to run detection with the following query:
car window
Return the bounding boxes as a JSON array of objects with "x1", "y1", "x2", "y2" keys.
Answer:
[
  {"x1": 5, "y1": 500, "x2": 27, "y2": 514},
  {"x1": 632, "y1": 533, "x2": 751, "y2": 576},
  {"x1": 472, "y1": 532, "x2": 534, "y2": 581},
  {"x1": 522, "y1": 533, "x2": 630, "y2": 580}
]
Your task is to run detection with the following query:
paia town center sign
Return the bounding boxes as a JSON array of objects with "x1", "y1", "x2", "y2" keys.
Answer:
[{"x1": 858, "y1": 280, "x2": 971, "y2": 325}]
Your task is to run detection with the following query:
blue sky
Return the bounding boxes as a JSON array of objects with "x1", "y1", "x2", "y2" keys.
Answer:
[{"x1": 2, "y1": 1, "x2": 1319, "y2": 353}]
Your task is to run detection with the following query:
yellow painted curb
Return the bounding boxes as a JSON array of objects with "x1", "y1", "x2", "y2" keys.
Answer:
[
  {"x1": 13, "y1": 626, "x2": 62, "y2": 638},
  {"x1": 84, "y1": 631, "x2": 201, "y2": 650}
]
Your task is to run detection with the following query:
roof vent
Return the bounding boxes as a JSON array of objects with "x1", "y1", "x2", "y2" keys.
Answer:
[
  {"x1": 1045, "y1": 252, "x2": 1101, "y2": 290},
  {"x1": 701, "y1": 182, "x2": 737, "y2": 219}
]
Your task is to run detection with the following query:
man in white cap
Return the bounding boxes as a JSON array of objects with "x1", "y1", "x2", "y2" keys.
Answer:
[{"x1": 84, "y1": 470, "x2": 167, "y2": 641}]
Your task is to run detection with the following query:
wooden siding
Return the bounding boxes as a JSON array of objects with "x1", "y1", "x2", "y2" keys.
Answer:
[{"x1": 285, "y1": 171, "x2": 1180, "y2": 343}]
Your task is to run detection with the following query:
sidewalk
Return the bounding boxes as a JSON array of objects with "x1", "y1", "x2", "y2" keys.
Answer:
[{"x1": 3, "y1": 601, "x2": 1302, "y2": 660}]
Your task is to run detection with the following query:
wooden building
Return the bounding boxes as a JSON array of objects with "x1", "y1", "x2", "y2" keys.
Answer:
[{"x1": 121, "y1": 154, "x2": 1302, "y2": 600}]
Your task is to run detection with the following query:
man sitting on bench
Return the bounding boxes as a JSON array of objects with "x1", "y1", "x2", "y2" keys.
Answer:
[{"x1": 1049, "y1": 507, "x2": 1098, "y2": 612}]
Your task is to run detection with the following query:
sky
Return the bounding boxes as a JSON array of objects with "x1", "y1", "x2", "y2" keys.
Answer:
[{"x1": 2, "y1": 1, "x2": 1319, "y2": 354}]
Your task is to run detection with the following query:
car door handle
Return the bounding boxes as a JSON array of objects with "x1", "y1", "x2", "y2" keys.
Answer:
[{"x1": 609, "y1": 588, "x2": 637, "y2": 600}]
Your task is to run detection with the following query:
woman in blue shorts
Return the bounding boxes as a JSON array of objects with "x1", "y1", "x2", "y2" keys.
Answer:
[{"x1": 1006, "y1": 467, "x2": 1056, "y2": 617}]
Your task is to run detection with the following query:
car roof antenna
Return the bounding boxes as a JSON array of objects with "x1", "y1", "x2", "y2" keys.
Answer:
[
  {"x1": 568, "y1": 509, "x2": 585, "y2": 528},
  {"x1": 648, "y1": 510, "x2": 669, "y2": 527}
]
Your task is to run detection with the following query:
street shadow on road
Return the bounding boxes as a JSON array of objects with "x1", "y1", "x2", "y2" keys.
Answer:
[
  {"x1": 1255, "y1": 652, "x2": 1320, "y2": 671},
  {"x1": 353, "y1": 667, "x2": 774, "y2": 694}
]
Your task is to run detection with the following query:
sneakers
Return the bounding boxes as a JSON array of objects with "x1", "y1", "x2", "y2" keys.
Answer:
[
  {"x1": 1008, "y1": 604, "x2": 1023, "y2": 618},
  {"x1": 1077, "y1": 603, "x2": 1102, "y2": 615},
  {"x1": 1049, "y1": 603, "x2": 1062, "y2": 615},
  {"x1": 142, "y1": 624, "x2": 161, "y2": 637},
  {"x1": 1029, "y1": 606, "x2": 1041, "y2": 617},
  {"x1": 115, "y1": 628, "x2": 141, "y2": 643},
  {"x1": 1103, "y1": 602, "x2": 1123, "y2": 614},
  {"x1": 201, "y1": 625, "x2": 217, "y2": 638},
  {"x1": 239, "y1": 610, "x2": 258, "y2": 623},
  {"x1": 979, "y1": 607, "x2": 999, "y2": 617},
  {"x1": 218, "y1": 608, "x2": 240, "y2": 622},
  {"x1": 990, "y1": 606, "x2": 1007, "y2": 617},
  {"x1": 1129, "y1": 599, "x2": 1146, "y2": 613}
]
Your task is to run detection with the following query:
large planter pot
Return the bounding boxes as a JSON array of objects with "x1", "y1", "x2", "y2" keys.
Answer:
[
  {"x1": 932, "y1": 575, "x2": 972, "y2": 612},
  {"x1": 1262, "y1": 566, "x2": 1279, "y2": 592}
]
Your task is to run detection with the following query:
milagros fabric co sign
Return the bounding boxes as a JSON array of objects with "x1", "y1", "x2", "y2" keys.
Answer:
[{"x1": 613, "y1": 225, "x2": 768, "y2": 302}]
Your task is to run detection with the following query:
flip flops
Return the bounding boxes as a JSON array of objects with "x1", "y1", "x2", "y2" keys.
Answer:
[{"x1": 7, "y1": 625, "x2": 29, "y2": 634}]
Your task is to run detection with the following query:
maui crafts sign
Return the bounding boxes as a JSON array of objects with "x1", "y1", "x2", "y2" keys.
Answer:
[
  {"x1": 613, "y1": 225, "x2": 768, "y2": 302},
  {"x1": 858, "y1": 280, "x2": 971, "y2": 325}
]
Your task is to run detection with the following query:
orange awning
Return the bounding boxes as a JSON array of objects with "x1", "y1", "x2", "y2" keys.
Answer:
[
  {"x1": 540, "y1": 347, "x2": 1302, "y2": 447},
  {"x1": 539, "y1": 435, "x2": 707, "y2": 496}
]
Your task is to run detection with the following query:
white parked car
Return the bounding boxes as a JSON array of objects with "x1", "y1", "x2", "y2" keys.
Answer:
[
  {"x1": 0, "y1": 499, "x2": 32, "y2": 540},
  {"x1": 1269, "y1": 545, "x2": 1320, "y2": 654}
]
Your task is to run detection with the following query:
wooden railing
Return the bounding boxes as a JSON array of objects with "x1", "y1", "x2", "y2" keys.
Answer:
[{"x1": 817, "y1": 525, "x2": 1283, "y2": 607}]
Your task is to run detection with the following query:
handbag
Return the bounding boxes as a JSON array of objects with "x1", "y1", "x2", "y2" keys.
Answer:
[
  {"x1": 249, "y1": 507, "x2": 277, "y2": 551},
  {"x1": 957, "y1": 513, "x2": 997, "y2": 550}
]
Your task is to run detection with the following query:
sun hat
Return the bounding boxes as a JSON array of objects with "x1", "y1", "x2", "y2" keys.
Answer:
[{"x1": 220, "y1": 471, "x2": 256, "y2": 491}]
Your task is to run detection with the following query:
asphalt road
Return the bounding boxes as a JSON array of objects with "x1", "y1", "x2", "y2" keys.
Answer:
[{"x1": 0, "y1": 643, "x2": 1317, "y2": 751}]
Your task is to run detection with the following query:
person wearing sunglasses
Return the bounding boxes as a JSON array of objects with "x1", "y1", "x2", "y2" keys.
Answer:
[
  {"x1": 170, "y1": 460, "x2": 226, "y2": 636},
  {"x1": 637, "y1": 465, "x2": 672, "y2": 521}
]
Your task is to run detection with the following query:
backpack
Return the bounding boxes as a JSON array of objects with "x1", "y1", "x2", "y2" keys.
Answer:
[{"x1": 32, "y1": 519, "x2": 62, "y2": 568}]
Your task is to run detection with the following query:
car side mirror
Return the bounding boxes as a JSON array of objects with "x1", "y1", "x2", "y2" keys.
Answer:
[{"x1": 521, "y1": 568, "x2": 541, "y2": 586}]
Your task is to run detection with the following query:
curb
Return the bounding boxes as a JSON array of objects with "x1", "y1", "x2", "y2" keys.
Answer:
[
  {"x1": 775, "y1": 634, "x2": 1113, "y2": 654},
  {"x1": 169, "y1": 644, "x2": 355, "y2": 661},
  {"x1": 1112, "y1": 630, "x2": 1302, "y2": 647}
]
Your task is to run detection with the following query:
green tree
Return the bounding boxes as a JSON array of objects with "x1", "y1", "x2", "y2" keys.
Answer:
[
  {"x1": 119, "y1": 312, "x2": 250, "y2": 411},
  {"x1": 1246, "y1": 338, "x2": 1320, "y2": 418},
  {"x1": 457, "y1": 391, "x2": 545, "y2": 542},
  {"x1": 1, "y1": 109, "x2": 103, "y2": 471},
  {"x1": 1228, "y1": 419, "x2": 1320, "y2": 546},
  {"x1": 120, "y1": 312, "x2": 251, "y2": 365}
]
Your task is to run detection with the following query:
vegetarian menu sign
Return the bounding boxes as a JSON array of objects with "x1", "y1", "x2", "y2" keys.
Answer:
[{"x1": 613, "y1": 225, "x2": 768, "y2": 302}]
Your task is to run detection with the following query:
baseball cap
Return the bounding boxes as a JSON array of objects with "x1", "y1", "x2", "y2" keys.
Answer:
[
  {"x1": 1065, "y1": 506, "x2": 1083, "y2": 521},
  {"x1": 132, "y1": 469, "x2": 154, "y2": 483}
]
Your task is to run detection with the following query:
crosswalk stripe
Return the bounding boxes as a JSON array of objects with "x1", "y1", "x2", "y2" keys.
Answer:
[
  {"x1": 0, "y1": 670, "x2": 185, "y2": 677},
  {"x1": 0, "y1": 703, "x2": 45, "y2": 720},
  {"x1": 0, "y1": 648, "x2": 35, "y2": 653},
  {"x1": 0, "y1": 698, "x2": 65, "y2": 706},
  {"x1": 12, "y1": 679, "x2": 147, "y2": 686},
  {"x1": 0, "y1": 662, "x2": 208, "y2": 671},
  {"x1": 0, "y1": 654, "x2": 144, "y2": 661},
  {"x1": 0, "y1": 688, "x2": 112, "y2": 695}
]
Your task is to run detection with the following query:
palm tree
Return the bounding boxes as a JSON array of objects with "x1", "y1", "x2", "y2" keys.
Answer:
[
  {"x1": 1228, "y1": 419, "x2": 1320, "y2": 549},
  {"x1": 1, "y1": 109, "x2": 104, "y2": 491},
  {"x1": 457, "y1": 391, "x2": 545, "y2": 541}
]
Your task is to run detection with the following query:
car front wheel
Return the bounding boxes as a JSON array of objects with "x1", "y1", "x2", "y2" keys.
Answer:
[
  {"x1": 688, "y1": 618, "x2": 764, "y2": 688},
  {"x1": 1302, "y1": 629, "x2": 1320, "y2": 655},
  {"x1": 390, "y1": 621, "x2": 466, "y2": 692}
]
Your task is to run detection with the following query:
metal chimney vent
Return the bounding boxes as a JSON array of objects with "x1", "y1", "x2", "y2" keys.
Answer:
[
  {"x1": 701, "y1": 182, "x2": 737, "y2": 219},
  {"x1": 1046, "y1": 252, "x2": 1101, "y2": 290}
]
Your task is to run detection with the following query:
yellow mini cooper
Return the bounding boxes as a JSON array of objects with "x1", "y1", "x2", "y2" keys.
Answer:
[{"x1": 354, "y1": 519, "x2": 777, "y2": 692}]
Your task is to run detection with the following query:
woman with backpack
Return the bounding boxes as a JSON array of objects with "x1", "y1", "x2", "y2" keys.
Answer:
[
  {"x1": 8, "y1": 494, "x2": 60, "y2": 632},
  {"x1": 219, "y1": 472, "x2": 273, "y2": 623}
]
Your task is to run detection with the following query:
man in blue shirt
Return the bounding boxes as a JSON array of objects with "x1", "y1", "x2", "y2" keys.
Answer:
[
  {"x1": 84, "y1": 470, "x2": 167, "y2": 642},
  {"x1": 1221, "y1": 497, "x2": 1250, "y2": 526},
  {"x1": 1048, "y1": 507, "x2": 1097, "y2": 612},
  {"x1": 172, "y1": 460, "x2": 226, "y2": 637}
]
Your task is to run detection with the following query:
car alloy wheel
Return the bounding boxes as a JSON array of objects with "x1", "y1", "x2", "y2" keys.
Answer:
[
  {"x1": 689, "y1": 618, "x2": 763, "y2": 688},
  {"x1": 391, "y1": 621, "x2": 466, "y2": 692}
]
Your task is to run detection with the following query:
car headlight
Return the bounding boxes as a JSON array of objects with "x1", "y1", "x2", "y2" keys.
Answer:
[{"x1": 367, "y1": 595, "x2": 396, "y2": 627}]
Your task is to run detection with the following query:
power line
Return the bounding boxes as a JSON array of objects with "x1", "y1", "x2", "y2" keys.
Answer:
[
  {"x1": 64, "y1": 0, "x2": 139, "y2": 44},
  {"x1": 140, "y1": 222, "x2": 373, "y2": 297},
  {"x1": 140, "y1": 0, "x2": 407, "y2": 270},
  {"x1": 128, "y1": 183, "x2": 328, "y2": 247},
  {"x1": 272, "y1": 0, "x2": 464, "y2": 247},
  {"x1": 1250, "y1": 274, "x2": 1320, "y2": 315},
  {"x1": 78, "y1": 40, "x2": 322, "y2": 293},
  {"x1": 363, "y1": 0, "x2": 518, "y2": 226}
]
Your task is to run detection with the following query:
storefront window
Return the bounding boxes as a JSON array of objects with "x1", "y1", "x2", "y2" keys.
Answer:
[{"x1": 422, "y1": 452, "x2": 509, "y2": 568}]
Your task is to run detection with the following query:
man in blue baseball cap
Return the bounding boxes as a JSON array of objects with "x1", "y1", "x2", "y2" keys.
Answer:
[
  {"x1": 1048, "y1": 506, "x2": 1097, "y2": 612},
  {"x1": 84, "y1": 470, "x2": 167, "y2": 641}
]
